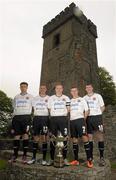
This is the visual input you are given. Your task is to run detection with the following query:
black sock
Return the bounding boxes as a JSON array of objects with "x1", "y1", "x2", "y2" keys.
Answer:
[
  {"x1": 98, "y1": 141, "x2": 104, "y2": 159},
  {"x1": 84, "y1": 142, "x2": 91, "y2": 160},
  {"x1": 89, "y1": 141, "x2": 93, "y2": 159},
  {"x1": 73, "y1": 143, "x2": 79, "y2": 161},
  {"x1": 50, "y1": 141, "x2": 55, "y2": 160},
  {"x1": 42, "y1": 142, "x2": 47, "y2": 161},
  {"x1": 33, "y1": 142, "x2": 38, "y2": 159},
  {"x1": 13, "y1": 140, "x2": 20, "y2": 158},
  {"x1": 63, "y1": 141, "x2": 68, "y2": 159},
  {"x1": 23, "y1": 139, "x2": 29, "y2": 156}
]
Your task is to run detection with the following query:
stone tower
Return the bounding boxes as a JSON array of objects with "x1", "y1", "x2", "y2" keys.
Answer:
[{"x1": 40, "y1": 3, "x2": 99, "y2": 95}]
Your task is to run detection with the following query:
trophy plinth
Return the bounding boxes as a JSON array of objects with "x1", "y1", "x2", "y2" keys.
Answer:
[{"x1": 54, "y1": 133, "x2": 65, "y2": 168}]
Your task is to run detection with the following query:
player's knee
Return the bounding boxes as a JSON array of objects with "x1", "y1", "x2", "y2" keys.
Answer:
[
  {"x1": 72, "y1": 137, "x2": 78, "y2": 144},
  {"x1": 96, "y1": 131, "x2": 104, "y2": 141},
  {"x1": 88, "y1": 134, "x2": 93, "y2": 141},
  {"x1": 22, "y1": 133, "x2": 29, "y2": 140},
  {"x1": 14, "y1": 135, "x2": 21, "y2": 140},
  {"x1": 33, "y1": 136, "x2": 39, "y2": 142},
  {"x1": 82, "y1": 135, "x2": 89, "y2": 142},
  {"x1": 41, "y1": 135, "x2": 47, "y2": 143}
]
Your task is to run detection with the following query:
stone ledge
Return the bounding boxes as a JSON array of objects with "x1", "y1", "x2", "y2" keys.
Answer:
[{"x1": 0, "y1": 150, "x2": 111, "y2": 180}]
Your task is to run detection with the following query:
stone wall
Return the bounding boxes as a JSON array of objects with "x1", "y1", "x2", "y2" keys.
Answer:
[
  {"x1": 0, "y1": 158, "x2": 111, "y2": 180},
  {"x1": 103, "y1": 105, "x2": 116, "y2": 160}
]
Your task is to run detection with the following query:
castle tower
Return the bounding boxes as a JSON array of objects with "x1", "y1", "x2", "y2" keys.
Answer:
[{"x1": 40, "y1": 3, "x2": 99, "y2": 95}]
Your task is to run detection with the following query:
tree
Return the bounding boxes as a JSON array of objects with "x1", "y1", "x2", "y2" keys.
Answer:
[
  {"x1": 0, "y1": 90, "x2": 13, "y2": 137},
  {"x1": 0, "y1": 91, "x2": 13, "y2": 112},
  {"x1": 99, "y1": 67, "x2": 116, "y2": 105}
]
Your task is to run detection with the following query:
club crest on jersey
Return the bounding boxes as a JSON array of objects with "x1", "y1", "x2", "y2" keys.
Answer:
[
  {"x1": 62, "y1": 98, "x2": 66, "y2": 101},
  {"x1": 45, "y1": 99, "x2": 48, "y2": 102},
  {"x1": 78, "y1": 99, "x2": 81, "y2": 102},
  {"x1": 26, "y1": 97, "x2": 29, "y2": 99},
  {"x1": 93, "y1": 97, "x2": 96, "y2": 100}
]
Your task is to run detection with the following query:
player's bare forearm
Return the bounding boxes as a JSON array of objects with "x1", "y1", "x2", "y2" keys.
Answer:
[
  {"x1": 48, "y1": 108, "x2": 51, "y2": 114},
  {"x1": 67, "y1": 106, "x2": 70, "y2": 113},
  {"x1": 101, "y1": 106, "x2": 105, "y2": 113},
  {"x1": 84, "y1": 111, "x2": 89, "y2": 120}
]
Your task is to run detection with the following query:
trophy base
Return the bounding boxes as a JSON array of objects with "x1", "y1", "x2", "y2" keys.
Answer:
[{"x1": 54, "y1": 157, "x2": 64, "y2": 168}]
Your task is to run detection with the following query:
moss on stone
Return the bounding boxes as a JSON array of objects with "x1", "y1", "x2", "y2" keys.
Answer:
[{"x1": 0, "y1": 159, "x2": 7, "y2": 170}]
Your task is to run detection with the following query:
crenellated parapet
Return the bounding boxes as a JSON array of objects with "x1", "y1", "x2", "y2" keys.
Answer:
[{"x1": 42, "y1": 2, "x2": 97, "y2": 38}]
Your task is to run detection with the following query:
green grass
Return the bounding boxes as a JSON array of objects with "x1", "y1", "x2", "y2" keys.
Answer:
[
  {"x1": 111, "y1": 162, "x2": 116, "y2": 169},
  {"x1": 0, "y1": 159, "x2": 7, "y2": 170}
]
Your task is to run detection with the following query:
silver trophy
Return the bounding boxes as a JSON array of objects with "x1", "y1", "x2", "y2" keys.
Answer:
[{"x1": 54, "y1": 132, "x2": 65, "y2": 168}]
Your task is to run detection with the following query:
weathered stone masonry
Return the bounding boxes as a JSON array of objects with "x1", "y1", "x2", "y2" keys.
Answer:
[{"x1": 40, "y1": 3, "x2": 99, "y2": 96}]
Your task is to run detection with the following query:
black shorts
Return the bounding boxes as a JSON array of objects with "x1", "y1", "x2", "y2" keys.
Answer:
[
  {"x1": 86, "y1": 115, "x2": 104, "y2": 134},
  {"x1": 49, "y1": 116, "x2": 68, "y2": 137},
  {"x1": 12, "y1": 115, "x2": 31, "y2": 136},
  {"x1": 70, "y1": 118, "x2": 86, "y2": 138},
  {"x1": 33, "y1": 116, "x2": 49, "y2": 136}
]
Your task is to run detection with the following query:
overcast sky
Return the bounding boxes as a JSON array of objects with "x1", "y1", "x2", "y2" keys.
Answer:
[{"x1": 0, "y1": 0, "x2": 116, "y2": 98}]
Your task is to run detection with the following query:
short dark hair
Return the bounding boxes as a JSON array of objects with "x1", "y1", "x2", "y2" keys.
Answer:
[
  {"x1": 86, "y1": 83, "x2": 93, "y2": 87},
  {"x1": 40, "y1": 83, "x2": 47, "y2": 87},
  {"x1": 55, "y1": 82, "x2": 63, "y2": 88},
  {"x1": 20, "y1": 82, "x2": 28, "y2": 86},
  {"x1": 70, "y1": 83, "x2": 78, "y2": 89},
  {"x1": 71, "y1": 86, "x2": 78, "y2": 89}
]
